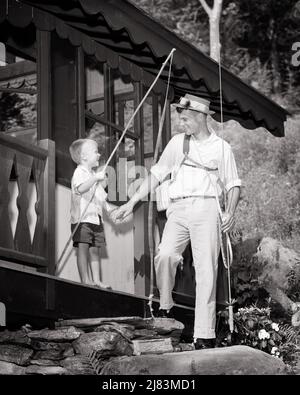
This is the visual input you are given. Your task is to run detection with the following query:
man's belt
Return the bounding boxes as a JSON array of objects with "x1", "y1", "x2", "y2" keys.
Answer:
[{"x1": 171, "y1": 195, "x2": 215, "y2": 201}]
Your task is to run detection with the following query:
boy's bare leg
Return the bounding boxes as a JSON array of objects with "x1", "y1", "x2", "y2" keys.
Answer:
[
  {"x1": 77, "y1": 243, "x2": 91, "y2": 284},
  {"x1": 89, "y1": 247, "x2": 111, "y2": 289}
]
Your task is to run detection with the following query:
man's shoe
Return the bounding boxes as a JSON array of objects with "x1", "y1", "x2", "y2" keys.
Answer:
[
  {"x1": 194, "y1": 338, "x2": 216, "y2": 350},
  {"x1": 157, "y1": 308, "x2": 174, "y2": 318}
]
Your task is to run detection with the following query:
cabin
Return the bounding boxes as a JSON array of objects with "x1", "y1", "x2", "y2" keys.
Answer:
[{"x1": 0, "y1": 0, "x2": 288, "y2": 329}]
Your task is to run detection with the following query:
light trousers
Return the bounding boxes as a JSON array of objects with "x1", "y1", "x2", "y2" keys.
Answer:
[{"x1": 154, "y1": 197, "x2": 220, "y2": 339}]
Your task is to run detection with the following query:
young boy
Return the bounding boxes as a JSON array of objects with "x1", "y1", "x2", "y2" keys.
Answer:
[{"x1": 69, "y1": 138, "x2": 110, "y2": 289}]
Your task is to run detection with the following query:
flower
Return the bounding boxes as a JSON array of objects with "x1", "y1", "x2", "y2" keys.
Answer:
[
  {"x1": 271, "y1": 346, "x2": 280, "y2": 357},
  {"x1": 271, "y1": 346, "x2": 278, "y2": 354},
  {"x1": 271, "y1": 322, "x2": 279, "y2": 332},
  {"x1": 258, "y1": 329, "x2": 270, "y2": 340}
]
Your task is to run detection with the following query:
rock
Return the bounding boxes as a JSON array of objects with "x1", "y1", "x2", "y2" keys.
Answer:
[
  {"x1": 0, "y1": 329, "x2": 31, "y2": 346},
  {"x1": 72, "y1": 331, "x2": 133, "y2": 357},
  {"x1": 176, "y1": 343, "x2": 195, "y2": 352},
  {"x1": 30, "y1": 359, "x2": 59, "y2": 366},
  {"x1": 100, "y1": 345, "x2": 288, "y2": 375},
  {"x1": 63, "y1": 344, "x2": 75, "y2": 358},
  {"x1": 0, "y1": 344, "x2": 33, "y2": 366},
  {"x1": 60, "y1": 356, "x2": 95, "y2": 375},
  {"x1": 30, "y1": 340, "x2": 73, "y2": 352},
  {"x1": 132, "y1": 338, "x2": 173, "y2": 355},
  {"x1": 294, "y1": 355, "x2": 300, "y2": 375},
  {"x1": 133, "y1": 329, "x2": 161, "y2": 339},
  {"x1": 28, "y1": 326, "x2": 82, "y2": 342},
  {"x1": 254, "y1": 237, "x2": 300, "y2": 325},
  {"x1": 55, "y1": 317, "x2": 184, "y2": 338},
  {"x1": 141, "y1": 318, "x2": 184, "y2": 336},
  {"x1": 56, "y1": 317, "x2": 144, "y2": 329},
  {"x1": 233, "y1": 237, "x2": 300, "y2": 326},
  {"x1": 25, "y1": 365, "x2": 67, "y2": 375},
  {"x1": 94, "y1": 323, "x2": 135, "y2": 340},
  {"x1": 34, "y1": 343, "x2": 74, "y2": 360},
  {"x1": 0, "y1": 360, "x2": 26, "y2": 375}
]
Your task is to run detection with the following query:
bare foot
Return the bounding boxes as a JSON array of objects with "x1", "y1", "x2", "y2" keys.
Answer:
[{"x1": 91, "y1": 281, "x2": 112, "y2": 290}]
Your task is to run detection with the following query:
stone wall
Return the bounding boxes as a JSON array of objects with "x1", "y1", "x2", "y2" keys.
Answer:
[
  {"x1": 0, "y1": 317, "x2": 187, "y2": 375},
  {"x1": 0, "y1": 316, "x2": 289, "y2": 375}
]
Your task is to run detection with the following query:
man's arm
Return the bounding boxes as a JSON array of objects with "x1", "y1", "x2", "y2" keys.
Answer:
[
  {"x1": 221, "y1": 186, "x2": 240, "y2": 233},
  {"x1": 111, "y1": 173, "x2": 160, "y2": 221},
  {"x1": 111, "y1": 136, "x2": 176, "y2": 222}
]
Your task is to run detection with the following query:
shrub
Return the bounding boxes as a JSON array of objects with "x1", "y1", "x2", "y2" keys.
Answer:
[{"x1": 217, "y1": 305, "x2": 300, "y2": 367}]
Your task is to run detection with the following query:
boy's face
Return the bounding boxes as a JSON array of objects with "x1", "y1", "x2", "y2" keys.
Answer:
[{"x1": 81, "y1": 140, "x2": 100, "y2": 168}]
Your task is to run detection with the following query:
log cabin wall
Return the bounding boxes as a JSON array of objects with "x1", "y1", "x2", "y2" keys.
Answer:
[
  {"x1": 49, "y1": 32, "x2": 168, "y2": 295},
  {"x1": 0, "y1": 2, "x2": 172, "y2": 297}
]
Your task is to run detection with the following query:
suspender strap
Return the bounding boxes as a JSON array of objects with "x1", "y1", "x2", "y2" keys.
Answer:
[
  {"x1": 182, "y1": 133, "x2": 218, "y2": 171},
  {"x1": 183, "y1": 157, "x2": 218, "y2": 172},
  {"x1": 183, "y1": 134, "x2": 191, "y2": 157}
]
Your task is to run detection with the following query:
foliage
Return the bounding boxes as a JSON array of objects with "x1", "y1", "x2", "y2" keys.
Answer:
[
  {"x1": 213, "y1": 116, "x2": 300, "y2": 368},
  {"x1": 217, "y1": 305, "x2": 300, "y2": 367},
  {"x1": 132, "y1": 0, "x2": 300, "y2": 112},
  {"x1": 231, "y1": 250, "x2": 264, "y2": 307},
  {"x1": 0, "y1": 92, "x2": 24, "y2": 131},
  {"x1": 0, "y1": 91, "x2": 36, "y2": 132},
  {"x1": 216, "y1": 116, "x2": 300, "y2": 254}
]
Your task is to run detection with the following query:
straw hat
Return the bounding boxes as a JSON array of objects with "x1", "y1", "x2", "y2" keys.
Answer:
[{"x1": 174, "y1": 94, "x2": 215, "y2": 115}]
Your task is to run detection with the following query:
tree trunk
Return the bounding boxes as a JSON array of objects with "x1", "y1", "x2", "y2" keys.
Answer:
[
  {"x1": 210, "y1": 15, "x2": 220, "y2": 61},
  {"x1": 199, "y1": 0, "x2": 223, "y2": 62},
  {"x1": 271, "y1": 34, "x2": 281, "y2": 94}
]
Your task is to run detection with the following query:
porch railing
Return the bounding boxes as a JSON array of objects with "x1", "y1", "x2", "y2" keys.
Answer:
[{"x1": 0, "y1": 134, "x2": 55, "y2": 274}]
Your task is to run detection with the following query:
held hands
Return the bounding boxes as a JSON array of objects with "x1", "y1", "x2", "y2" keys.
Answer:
[
  {"x1": 110, "y1": 201, "x2": 134, "y2": 223},
  {"x1": 221, "y1": 211, "x2": 235, "y2": 233}
]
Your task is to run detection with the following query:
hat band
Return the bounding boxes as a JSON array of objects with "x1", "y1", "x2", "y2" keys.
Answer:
[{"x1": 180, "y1": 98, "x2": 209, "y2": 113}]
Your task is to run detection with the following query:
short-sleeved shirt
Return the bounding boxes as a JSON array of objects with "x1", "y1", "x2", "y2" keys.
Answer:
[
  {"x1": 70, "y1": 165, "x2": 107, "y2": 225},
  {"x1": 151, "y1": 132, "x2": 241, "y2": 199}
]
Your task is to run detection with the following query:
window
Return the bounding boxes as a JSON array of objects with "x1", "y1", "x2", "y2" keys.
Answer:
[
  {"x1": 85, "y1": 58, "x2": 138, "y2": 202},
  {"x1": 0, "y1": 42, "x2": 37, "y2": 145}
]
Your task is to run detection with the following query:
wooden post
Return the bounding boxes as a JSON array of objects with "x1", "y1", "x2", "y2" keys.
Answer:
[
  {"x1": 133, "y1": 82, "x2": 148, "y2": 298},
  {"x1": 165, "y1": 99, "x2": 172, "y2": 142},
  {"x1": 161, "y1": 98, "x2": 171, "y2": 148},
  {"x1": 76, "y1": 46, "x2": 85, "y2": 138},
  {"x1": 0, "y1": 302, "x2": 6, "y2": 327},
  {"x1": 38, "y1": 139, "x2": 56, "y2": 276},
  {"x1": 39, "y1": 139, "x2": 55, "y2": 311},
  {"x1": 37, "y1": 30, "x2": 52, "y2": 140},
  {"x1": 103, "y1": 63, "x2": 114, "y2": 161},
  {"x1": 152, "y1": 94, "x2": 159, "y2": 153}
]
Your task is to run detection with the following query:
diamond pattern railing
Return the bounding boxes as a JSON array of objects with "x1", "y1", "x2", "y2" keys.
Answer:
[{"x1": 0, "y1": 134, "x2": 55, "y2": 274}]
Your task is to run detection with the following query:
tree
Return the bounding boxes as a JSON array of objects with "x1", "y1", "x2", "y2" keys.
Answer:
[
  {"x1": 198, "y1": 0, "x2": 223, "y2": 61},
  {"x1": 228, "y1": 0, "x2": 300, "y2": 96},
  {"x1": 0, "y1": 92, "x2": 24, "y2": 131}
]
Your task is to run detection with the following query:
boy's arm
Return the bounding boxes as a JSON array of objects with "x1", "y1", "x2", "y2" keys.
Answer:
[{"x1": 76, "y1": 171, "x2": 105, "y2": 194}]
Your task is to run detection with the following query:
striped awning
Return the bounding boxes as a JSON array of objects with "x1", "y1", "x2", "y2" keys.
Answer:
[{"x1": 2, "y1": 0, "x2": 289, "y2": 136}]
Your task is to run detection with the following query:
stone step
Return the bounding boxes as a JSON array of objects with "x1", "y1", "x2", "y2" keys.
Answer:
[
  {"x1": 100, "y1": 345, "x2": 288, "y2": 375},
  {"x1": 132, "y1": 338, "x2": 173, "y2": 356}
]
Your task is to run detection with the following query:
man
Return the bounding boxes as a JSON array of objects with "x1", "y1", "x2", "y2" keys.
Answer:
[{"x1": 112, "y1": 94, "x2": 241, "y2": 349}]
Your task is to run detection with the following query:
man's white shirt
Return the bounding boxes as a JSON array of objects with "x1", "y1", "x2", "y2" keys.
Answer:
[{"x1": 151, "y1": 132, "x2": 241, "y2": 199}]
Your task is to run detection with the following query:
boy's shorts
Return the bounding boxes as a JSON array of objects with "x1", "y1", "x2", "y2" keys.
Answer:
[{"x1": 71, "y1": 220, "x2": 105, "y2": 248}]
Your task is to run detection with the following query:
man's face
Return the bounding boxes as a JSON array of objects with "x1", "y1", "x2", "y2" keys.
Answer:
[{"x1": 178, "y1": 110, "x2": 200, "y2": 135}]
